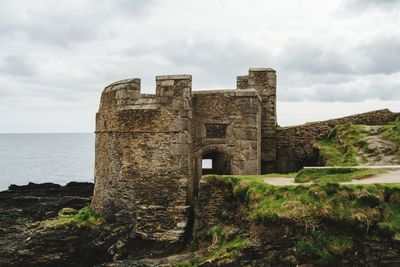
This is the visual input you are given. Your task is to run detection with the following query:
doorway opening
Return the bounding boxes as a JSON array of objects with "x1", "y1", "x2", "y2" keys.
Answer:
[{"x1": 201, "y1": 151, "x2": 231, "y2": 175}]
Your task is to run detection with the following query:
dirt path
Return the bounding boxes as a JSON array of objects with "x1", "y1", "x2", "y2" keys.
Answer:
[
  {"x1": 263, "y1": 169, "x2": 400, "y2": 186},
  {"x1": 357, "y1": 126, "x2": 399, "y2": 166}
]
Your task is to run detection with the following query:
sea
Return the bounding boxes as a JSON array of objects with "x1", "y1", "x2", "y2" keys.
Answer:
[{"x1": 0, "y1": 133, "x2": 94, "y2": 191}]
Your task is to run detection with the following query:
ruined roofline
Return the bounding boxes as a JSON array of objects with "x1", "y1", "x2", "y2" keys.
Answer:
[{"x1": 102, "y1": 78, "x2": 261, "y2": 100}]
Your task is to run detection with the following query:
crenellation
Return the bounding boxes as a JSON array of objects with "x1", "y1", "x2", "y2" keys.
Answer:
[
  {"x1": 236, "y1": 75, "x2": 249, "y2": 89},
  {"x1": 92, "y1": 67, "x2": 277, "y2": 243}
]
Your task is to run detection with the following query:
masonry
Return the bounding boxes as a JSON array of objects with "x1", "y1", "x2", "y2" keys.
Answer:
[
  {"x1": 91, "y1": 67, "x2": 399, "y2": 243},
  {"x1": 91, "y1": 68, "x2": 277, "y2": 243}
]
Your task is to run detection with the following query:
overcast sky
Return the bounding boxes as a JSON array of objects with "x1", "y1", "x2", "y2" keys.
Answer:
[{"x1": 0, "y1": 0, "x2": 399, "y2": 133}]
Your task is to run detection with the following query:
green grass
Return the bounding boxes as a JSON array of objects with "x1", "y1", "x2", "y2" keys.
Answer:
[
  {"x1": 295, "y1": 168, "x2": 387, "y2": 183},
  {"x1": 41, "y1": 206, "x2": 104, "y2": 229},
  {"x1": 296, "y1": 230, "x2": 353, "y2": 265},
  {"x1": 224, "y1": 173, "x2": 297, "y2": 180},
  {"x1": 204, "y1": 175, "x2": 400, "y2": 237},
  {"x1": 177, "y1": 225, "x2": 249, "y2": 267},
  {"x1": 379, "y1": 118, "x2": 400, "y2": 159},
  {"x1": 317, "y1": 123, "x2": 369, "y2": 166},
  {"x1": 192, "y1": 175, "x2": 400, "y2": 265}
]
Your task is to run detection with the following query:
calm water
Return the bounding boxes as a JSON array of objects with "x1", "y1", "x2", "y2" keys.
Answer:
[{"x1": 0, "y1": 133, "x2": 94, "y2": 191}]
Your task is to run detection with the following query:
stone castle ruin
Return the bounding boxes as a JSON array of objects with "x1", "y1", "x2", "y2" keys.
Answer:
[{"x1": 91, "y1": 67, "x2": 399, "y2": 243}]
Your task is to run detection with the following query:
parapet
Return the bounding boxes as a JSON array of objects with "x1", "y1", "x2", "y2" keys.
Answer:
[
  {"x1": 98, "y1": 74, "x2": 192, "y2": 112},
  {"x1": 237, "y1": 67, "x2": 277, "y2": 95}
]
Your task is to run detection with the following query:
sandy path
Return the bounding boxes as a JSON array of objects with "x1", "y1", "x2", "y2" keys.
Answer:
[
  {"x1": 341, "y1": 170, "x2": 400, "y2": 185},
  {"x1": 263, "y1": 170, "x2": 400, "y2": 186}
]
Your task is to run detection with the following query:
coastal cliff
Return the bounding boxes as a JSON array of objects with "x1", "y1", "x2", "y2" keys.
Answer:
[{"x1": 2, "y1": 177, "x2": 400, "y2": 266}]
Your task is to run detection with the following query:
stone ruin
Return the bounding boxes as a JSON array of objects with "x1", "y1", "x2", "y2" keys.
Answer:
[
  {"x1": 92, "y1": 68, "x2": 277, "y2": 242},
  {"x1": 91, "y1": 67, "x2": 399, "y2": 243}
]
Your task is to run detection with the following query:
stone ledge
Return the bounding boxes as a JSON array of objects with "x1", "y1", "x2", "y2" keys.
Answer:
[
  {"x1": 104, "y1": 78, "x2": 140, "y2": 91},
  {"x1": 193, "y1": 88, "x2": 258, "y2": 97},
  {"x1": 156, "y1": 74, "x2": 192, "y2": 81},
  {"x1": 249, "y1": 67, "x2": 276, "y2": 72}
]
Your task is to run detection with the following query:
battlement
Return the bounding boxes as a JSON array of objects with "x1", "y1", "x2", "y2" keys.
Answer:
[
  {"x1": 100, "y1": 72, "x2": 268, "y2": 114},
  {"x1": 93, "y1": 67, "x2": 277, "y2": 242}
]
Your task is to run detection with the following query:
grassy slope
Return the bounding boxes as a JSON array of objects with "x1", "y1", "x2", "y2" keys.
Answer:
[
  {"x1": 183, "y1": 175, "x2": 400, "y2": 266},
  {"x1": 379, "y1": 119, "x2": 400, "y2": 158},
  {"x1": 317, "y1": 123, "x2": 369, "y2": 166},
  {"x1": 317, "y1": 119, "x2": 400, "y2": 166}
]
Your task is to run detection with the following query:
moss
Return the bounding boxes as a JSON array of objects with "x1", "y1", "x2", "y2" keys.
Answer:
[
  {"x1": 41, "y1": 206, "x2": 103, "y2": 229},
  {"x1": 295, "y1": 168, "x2": 387, "y2": 183}
]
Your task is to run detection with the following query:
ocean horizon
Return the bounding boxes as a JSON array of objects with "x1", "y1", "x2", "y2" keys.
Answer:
[{"x1": 0, "y1": 133, "x2": 94, "y2": 191}]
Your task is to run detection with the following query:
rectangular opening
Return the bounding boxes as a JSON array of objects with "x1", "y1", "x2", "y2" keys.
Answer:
[
  {"x1": 205, "y1": 124, "x2": 227, "y2": 138},
  {"x1": 202, "y1": 159, "x2": 212, "y2": 169}
]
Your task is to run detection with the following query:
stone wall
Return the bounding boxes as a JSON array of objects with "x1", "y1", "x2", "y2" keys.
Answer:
[
  {"x1": 192, "y1": 89, "x2": 261, "y2": 195},
  {"x1": 275, "y1": 109, "x2": 399, "y2": 173},
  {"x1": 92, "y1": 75, "x2": 193, "y2": 243},
  {"x1": 237, "y1": 68, "x2": 277, "y2": 173}
]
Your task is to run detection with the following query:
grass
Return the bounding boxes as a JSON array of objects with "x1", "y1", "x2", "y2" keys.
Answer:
[
  {"x1": 379, "y1": 118, "x2": 400, "y2": 159},
  {"x1": 317, "y1": 123, "x2": 369, "y2": 166},
  {"x1": 225, "y1": 173, "x2": 297, "y2": 180},
  {"x1": 189, "y1": 175, "x2": 400, "y2": 265},
  {"x1": 295, "y1": 168, "x2": 387, "y2": 183},
  {"x1": 177, "y1": 225, "x2": 249, "y2": 267},
  {"x1": 41, "y1": 206, "x2": 104, "y2": 229},
  {"x1": 296, "y1": 230, "x2": 353, "y2": 265},
  {"x1": 204, "y1": 175, "x2": 400, "y2": 238}
]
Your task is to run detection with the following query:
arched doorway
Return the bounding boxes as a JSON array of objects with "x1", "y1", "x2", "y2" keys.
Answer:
[{"x1": 201, "y1": 151, "x2": 231, "y2": 175}]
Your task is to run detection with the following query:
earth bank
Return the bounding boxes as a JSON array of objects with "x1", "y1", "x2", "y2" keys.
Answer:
[{"x1": 2, "y1": 178, "x2": 400, "y2": 266}]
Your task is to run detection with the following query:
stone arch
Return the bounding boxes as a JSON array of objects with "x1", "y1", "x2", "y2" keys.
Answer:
[{"x1": 193, "y1": 145, "x2": 233, "y2": 197}]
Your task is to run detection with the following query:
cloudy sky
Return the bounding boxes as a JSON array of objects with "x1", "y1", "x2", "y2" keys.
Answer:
[{"x1": 0, "y1": 0, "x2": 399, "y2": 133}]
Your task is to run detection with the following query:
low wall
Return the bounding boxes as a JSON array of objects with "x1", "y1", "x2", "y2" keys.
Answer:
[{"x1": 275, "y1": 109, "x2": 399, "y2": 173}]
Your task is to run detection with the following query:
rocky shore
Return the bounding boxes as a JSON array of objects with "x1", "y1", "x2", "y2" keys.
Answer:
[
  {"x1": 0, "y1": 182, "x2": 188, "y2": 267},
  {"x1": 0, "y1": 182, "x2": 102, "y2": 266},
  {"x1": 3, "y1": 179, "x2": 400, "y2": 267}
]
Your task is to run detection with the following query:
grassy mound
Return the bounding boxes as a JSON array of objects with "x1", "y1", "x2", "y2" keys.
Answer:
[
  {"x1": 202, "y1": 175, "x2": 400, "y2": 264},
  {"x1": 379, "y1": 118, "x2": 400, "y2": 158},
  {"x1": 42, "y1": 206, "x2": 103, "y2": 229},
  {"x1": 317, "y1": 123, "x2": 368, "y2": 166},
  {"x1": 295, "y1": 168, "x2": 386, "y2": 183},
  {"x1": 222, "y1": 175, "x2": 400, "y2": 237}
]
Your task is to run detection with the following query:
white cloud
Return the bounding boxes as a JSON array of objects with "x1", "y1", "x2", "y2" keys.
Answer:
[{"x1": 0, "y1": 0, "x2": 399, "y2": 132}]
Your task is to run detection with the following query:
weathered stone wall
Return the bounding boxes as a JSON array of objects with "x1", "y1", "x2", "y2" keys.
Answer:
[
  {"x1": 92, "y1": 75, "x2": 193, "y2": 243},
  {"x1": 237, "y1": 68, "x2": 277, "y2": 173},
  {"x1": 275, "y1": 109, "x2": 399, "y2": 173},
  {"x1": 192, "y1": 89, "x2": 261, "y2": 194}
]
